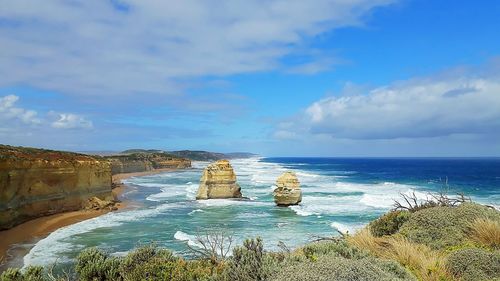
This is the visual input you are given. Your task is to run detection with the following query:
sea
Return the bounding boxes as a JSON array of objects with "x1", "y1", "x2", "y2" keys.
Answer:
[{"x1": 21, "y1": 157, "x2": 500, "y2": 268}]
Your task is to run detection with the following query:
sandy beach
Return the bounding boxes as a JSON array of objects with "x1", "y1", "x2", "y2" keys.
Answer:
[{"x1": 0, "y1": 168, "x2": 175, "y2": 270}]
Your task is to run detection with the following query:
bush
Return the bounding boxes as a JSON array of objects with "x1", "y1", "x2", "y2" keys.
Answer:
[
  {"x1": 220, "y1": 237, "x2": 279, "y2": 281},
  {"x1": 398, "y1": 203, "x2": 500, "y2": 250},
  {"x1": 119, "y1": 245, "x2": 217, "y2": 281},
  {"x1": 370, "y1": 210, "x2": 411, "y2": 237},
  {"x1": 301, "y1": 240, "x2": 369, "y2": 260},
  {"x1": 0, "y1": 266, "x2": 45, "y2": 281},
  {"x1": 272, "y1": 256, "x2": 416, "y2": 281},
  {"x1": 75, "y1": 247, "x2": 120, "y2": 281},
  {"x1": 270, "y1": 239, "x2": 416, "y2": 281},
  {"x1": 447, "y1": 248, "x2": 500, "y2": 281},
  {"x1": 0, "y1": 268, "x2": 23, "y2": 281}
]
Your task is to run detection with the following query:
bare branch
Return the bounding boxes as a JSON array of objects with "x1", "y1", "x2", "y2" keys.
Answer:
[{"x1": 185, "y1": 228, "x2": 234, "y2": 265}]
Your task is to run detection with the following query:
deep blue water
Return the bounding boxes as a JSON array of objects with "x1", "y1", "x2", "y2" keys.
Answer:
[
  {"x1": 22, "y1": 157, "x2": 500, "y2": 268},
  {"x1": 265, "y1": 157, "x2": 500, "y2": 199}
]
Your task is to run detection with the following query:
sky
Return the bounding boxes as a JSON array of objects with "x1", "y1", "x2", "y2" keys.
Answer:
[{"x1": 0, "y1": 0, "x2": 499, "y2": 157}]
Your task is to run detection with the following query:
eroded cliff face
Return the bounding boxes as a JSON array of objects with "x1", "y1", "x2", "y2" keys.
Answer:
[
  {"x1": 196, "y1": 159, "x2": 242, "y2": 200},
  {"x1": 273, "y1": 171, "x2": 302, "y2": 206},
  {"x1": 106, "y1": 153, "x2": 191, "y2": 174},
  {"x1": 0, "y1": 145, "x2": 113, "y2": 230}
]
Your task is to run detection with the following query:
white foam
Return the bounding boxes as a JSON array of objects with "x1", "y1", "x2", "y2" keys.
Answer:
[
  {"x1": 188, "y1": 209, "x2": 205, "y2": 215},
  {"x1": 330, "y1": 222, "x2": 363, "y2": 234},
  {"x1": 185, "y1": 183, "x2": 199, "y2": 200},
  {"x1": 290, "y1": 195, "x2": 370, "y2": 216},
  {"x1": 174, "y1": 231, "x2": 202, "y2": 248},
  {"x1": 235, "y1": 212, "x2": 271, "y2": 219},
  {"x1": 196, "y1": 198, "x2": 273, "y2": 207}
]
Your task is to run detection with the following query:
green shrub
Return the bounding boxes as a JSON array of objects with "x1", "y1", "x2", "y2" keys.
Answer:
[
  {"x1": 0, "y1": 266, "x2": 45, "y2": 281},
  {"x1": 447, "y1": 248, "x2": 500, "y2": 281},
  {"x1": 301, "y1": 240, "x2": 369, "y2": 260},
  {"x1": 22, "y1": 266, "x2": 45, "y2": 281},
  {"x1": 119, "y1": 245, "x2": 216, "y2": 281},
  {"x1": 272, "y1": 256, "x2": 416, "y2": 281},
  {"x1": 398, "y1": 203, "x2": 500, "y2": 250},
  {"x1": 219, "y1": 237, "x2": 280, "y2": 281},
  {"x1": 75, "y1": 247, "x2": 121, "y2": 281},
  {"x1": 271, "y1": 239, "x2": 416, "y2": 281},
  {"x1": 0, "y1": 268, "x2": 23, "y2": 281},
  {"x1": 370, "y1": 210, "x2": 411, "y2": 237}
]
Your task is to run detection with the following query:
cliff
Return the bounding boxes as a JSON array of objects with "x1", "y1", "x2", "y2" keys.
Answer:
[
  {"x1": 105, "y1": 153, "x2": 191, "y2": 175},
  {"x1": 196, "y1": 159, "x2": 242, "y2": 200},
  {"x1": 273, "y1": 171, "x2": 302, "y2": 206},
  {"x1": 0, "y1": 145, "x2": 113, "y2": 230}
]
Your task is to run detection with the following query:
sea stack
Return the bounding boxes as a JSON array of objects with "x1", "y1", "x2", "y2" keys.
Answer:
[
  {"x1": 196, "y1": 159, "x2": 242, "y2": 200},
  {"x1": 274, "y1": 171, "x2": 302, "y2": 206}
]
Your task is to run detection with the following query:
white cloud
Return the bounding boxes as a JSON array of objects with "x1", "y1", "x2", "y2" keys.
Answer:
[
  {"x1": 0, "y1": 95, "x2": 93, "y2": 131},
  {"x1": 0, "y1": 94, "x2": 41, "y2": 125},
  {"x1": 0, "y1": 0, "x2": 395, "y2": 98},
  {"x1": 50, "y1": 112, "x2": 93, "y2": 130},
  {"x1": 278, "y1": 68, "x2": 500, "y2": 140}
]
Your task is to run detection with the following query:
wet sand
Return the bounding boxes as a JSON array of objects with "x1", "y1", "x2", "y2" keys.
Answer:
[{"x1": 0, "y1": 168, "x2": 175, "y2": 269}]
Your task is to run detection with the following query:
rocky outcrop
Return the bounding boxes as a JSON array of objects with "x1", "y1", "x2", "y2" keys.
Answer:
[
  {"x1": 106, "y1": 153, "x2": 191, "y2": 174},
  {"x1": 85, "y1": 196, "x2": 117, "y2": 211},
  {"x1": 273, "y1": 172, "x2": 302, "y2": 206},
  {"x1": 196, "y1": 160, "x2": 242, "y2": 200},
  {"x1": 0, "y1": 145, "x2": 113, "y2": 230}
]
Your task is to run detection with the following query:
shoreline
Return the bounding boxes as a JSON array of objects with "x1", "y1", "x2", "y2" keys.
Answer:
[{"x1": 0, "y1": 168, "x2": 177, "y2": 270}]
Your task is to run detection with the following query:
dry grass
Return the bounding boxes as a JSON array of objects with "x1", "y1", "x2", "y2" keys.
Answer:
[
  {"x1": 347, "y1": 228, "x2": 451, "y2": 281},
  {"x1": 468, "y1": 218, "x2": 500, "y2": 249}
]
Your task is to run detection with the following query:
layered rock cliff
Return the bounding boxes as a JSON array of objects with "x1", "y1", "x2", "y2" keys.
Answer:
[
  {"x1": 0, "y1": 145, "x2": 113, "y2": 230},
  {"x1": 106, "y1": 153, "x2": 191, "y2": 174},
  {"x1": 196, "y1": 160, "x2": 242, "y2": 200},
  {"x1": 273, "y1": 172, "x2": 302, "y2": 206}
]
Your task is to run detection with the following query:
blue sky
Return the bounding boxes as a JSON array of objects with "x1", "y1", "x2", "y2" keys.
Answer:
[{"x1": 0, "y1": 0, "x2": 499, "y2": 156}]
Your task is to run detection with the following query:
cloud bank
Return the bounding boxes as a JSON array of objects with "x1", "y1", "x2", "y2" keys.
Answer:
[
  {"x1": 0, "y1": 0, "x2": 394, "y2": 98},
  {"x1": 276, "y1": 65, "x2": 500, "y2": 140}
]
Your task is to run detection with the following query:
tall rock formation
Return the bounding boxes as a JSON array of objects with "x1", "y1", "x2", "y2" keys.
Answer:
[
  {"x1": 196, "y1": 160, "x2": 242, "y2": 200},
  {"x1": 274, "y1": 172, "x2": 302, "y2": 206},
  {"x1": 0, "y1": 145, "x2": 113, "y2": 230}
]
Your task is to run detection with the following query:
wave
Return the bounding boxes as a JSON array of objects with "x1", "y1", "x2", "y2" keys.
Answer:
[
  {"x1": 196, "y1": 198, "x2": 273, "y2": 207},
  {"x1": 188, "y1": 209, "x2": 205, "y2": 215},
  {"x1": 330, "y1": 222, "x2": 363, "y2": 234},
  {"x1": 174, "y1": 231, "x2": 202, "y2": 248}
]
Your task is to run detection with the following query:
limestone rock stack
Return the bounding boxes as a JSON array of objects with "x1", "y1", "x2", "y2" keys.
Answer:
[
  {"x1": 196, "y1": 160, "x2": 242, "y2": 200},
  {"x1": 273, "y1": 172, "x2": 302, "y2": 206}
]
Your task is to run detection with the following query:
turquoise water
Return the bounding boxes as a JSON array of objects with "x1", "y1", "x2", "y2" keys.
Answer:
[{"x1": 23, "y1": 157, "x2": 500, "y2": 268}]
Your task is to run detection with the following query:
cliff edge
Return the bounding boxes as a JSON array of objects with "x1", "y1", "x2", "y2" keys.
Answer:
[{"x1": 0, "y1": 145, "x2": 113, "y2": 230}]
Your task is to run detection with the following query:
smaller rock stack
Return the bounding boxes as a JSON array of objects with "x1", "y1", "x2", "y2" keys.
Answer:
[
  {"x1": 273, "y1": 172, "x2": 302, "y2": 206},
  {"x1": 196, "y1": 160, "x2": 242, "y2": 200}
]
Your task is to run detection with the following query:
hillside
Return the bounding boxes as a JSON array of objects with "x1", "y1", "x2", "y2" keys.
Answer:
[{"x1": 168, "y1": 150, "x2": 258, "y2": 161}]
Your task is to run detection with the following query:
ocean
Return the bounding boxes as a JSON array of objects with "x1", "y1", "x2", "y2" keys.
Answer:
[{"x1": 22, "y1": 157, "x2": 500, "y2": 268}]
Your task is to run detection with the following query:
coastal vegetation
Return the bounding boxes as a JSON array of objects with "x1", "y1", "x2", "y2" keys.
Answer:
[{"x1": 2, "y1": 195, "x2": 499, "y2": 281}]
